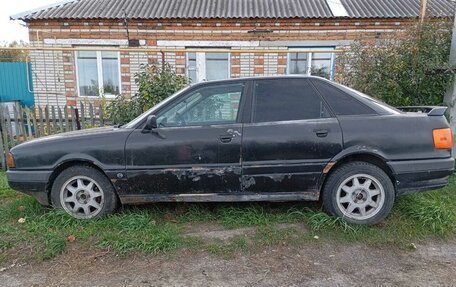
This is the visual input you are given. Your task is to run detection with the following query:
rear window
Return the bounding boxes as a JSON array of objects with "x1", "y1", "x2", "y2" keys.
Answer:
[{"x1": 311, "y1": 79, "x2": 376, "y2": 116}]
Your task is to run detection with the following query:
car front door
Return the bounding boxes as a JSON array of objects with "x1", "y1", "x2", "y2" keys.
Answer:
[
  {"x1": 241, "y1": 78, "x2": 343, "y2": 194},
  {"x1": 125, "y1": 82, "x2": 246, "y2": 195}
]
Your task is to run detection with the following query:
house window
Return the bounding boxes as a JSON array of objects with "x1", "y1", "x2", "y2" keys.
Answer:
[
  {"x1": 287, "y1": 47, "x2": 335, "y2": 80},
  {"x1": 187, "y1": 52, "x2": 230, "y2": 83},
  {"x1": 76, "y1": 51, "x2": 121, "y2": 97}
]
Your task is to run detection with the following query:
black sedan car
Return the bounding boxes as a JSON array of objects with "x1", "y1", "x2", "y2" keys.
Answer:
[{"x1": 7, "y1": 76, "x2": 454, "y2": 224}]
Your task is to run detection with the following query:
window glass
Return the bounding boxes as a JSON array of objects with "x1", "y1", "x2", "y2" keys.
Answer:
[
  {"x1": 77, "y1": 51, "x2": 98, "y2": 96},
  {"x1": 101, "y1": 51, "x2": 120, "y2": 95},
  {"x1": 187, "y1": 52, "x2": 197, "y2": 83},
  {"x1": 287, "y1": 48, "x2": 335, "y2": 80},
  {"x1": 76, "y1": 50, "x2": 120, "y2": 97},
  {"x1": 288, "y1": 52, "x2": 308, "y2": 74},
  {"x1": 311, "y1": 52, "x2": 332, "y2": 79},
  {"x1": 206, "y1": 52, "x2": 229, "y2": 81},
  {"x1": 253, "y1": 79, "x2": 330, "y2": 123},
  {"x1": 311, "y1": 79, "x2": 375, "y2": 115},
  {"x1": 186, "y1": 52, "x2": 230, "y2": 82},
  {"x1": 157, "y1": 83, "x2": 243, "y2": 127}
]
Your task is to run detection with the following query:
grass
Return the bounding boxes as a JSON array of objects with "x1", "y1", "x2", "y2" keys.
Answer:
[{"x1": 1, "y1": 171, "x2": 456, "y2": 263}]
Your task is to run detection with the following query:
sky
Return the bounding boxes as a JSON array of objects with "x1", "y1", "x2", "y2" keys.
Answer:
[{"x1": 0, "y1": 0, "x2": 61, "y2": 43}]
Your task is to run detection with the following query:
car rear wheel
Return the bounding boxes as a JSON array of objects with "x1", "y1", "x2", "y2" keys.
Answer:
[
  {"x1": 322, "y1": 161, "x2": 395, "y2": 225},
  {"x1": 51, "y1": 165, "x2": 119, "y2": 219}
]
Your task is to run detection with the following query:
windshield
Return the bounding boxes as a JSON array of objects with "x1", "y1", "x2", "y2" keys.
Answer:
[{"x1": 122, "y1": 86, "x2": 192, "y2": 129}]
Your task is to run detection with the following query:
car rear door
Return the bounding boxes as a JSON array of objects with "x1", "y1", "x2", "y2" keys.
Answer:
[
  {"x1": 125, "y1": 81, "x2": 247, "y2": 195},
  {"x1": 241, "y1": 78, "x2": 343, "y2": 194}
]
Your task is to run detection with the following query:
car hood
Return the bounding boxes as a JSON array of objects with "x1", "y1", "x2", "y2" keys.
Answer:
[
  {"x1": 9, "y1": 125, "x2": 134, "y2": 170},
  {"x1": 12, "y1": 126, "x2": 122, "y2": 149}
]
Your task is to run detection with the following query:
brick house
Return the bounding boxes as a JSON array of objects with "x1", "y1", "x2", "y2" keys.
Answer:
[{"x1": 11, "y1": 0, "x2": 454, "y2": 107}]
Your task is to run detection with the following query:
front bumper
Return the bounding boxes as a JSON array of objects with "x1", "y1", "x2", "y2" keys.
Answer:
[
  {"x1": 7, "y1": 169, "x2": 52, "y2": 205},
  {"x1": 388, "y1": 157, "x2": 454, "y2": 195}
]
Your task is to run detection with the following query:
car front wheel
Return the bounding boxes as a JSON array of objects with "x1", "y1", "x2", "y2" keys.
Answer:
[
  {"x1": 51, "y1": 165, "x2": 119, "y2": 219},
  {"x1": 322, "y1": 161, "x2": 395, "y2": 225}
]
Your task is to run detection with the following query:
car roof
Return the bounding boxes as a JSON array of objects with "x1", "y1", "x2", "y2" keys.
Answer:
[
  {"x1": 191, "y1": 76, "x2": 400, "y2": 116},
  {"x1": 189, "y1": 75, "x2": 321, "y2": 86}
]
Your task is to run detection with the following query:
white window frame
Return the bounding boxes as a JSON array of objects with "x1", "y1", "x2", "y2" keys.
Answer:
[
  {"x1": 75, "y1": 50, "x2": 122, "y2": 98},
  {"x1": 186, "y1": 51, "x2": 231, "y2": 83},
  {"x1": 287, "y1": 47, "x2": 335, "y2": 80}
]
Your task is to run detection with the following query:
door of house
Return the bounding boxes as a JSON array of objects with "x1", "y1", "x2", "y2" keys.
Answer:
[{"x1": 187, "y1": 52, "x2": 230, "y2": 83}]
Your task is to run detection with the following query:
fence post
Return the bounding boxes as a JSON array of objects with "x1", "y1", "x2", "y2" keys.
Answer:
[
  {"x1": 75, "y1": 108, "x2": 81, "y2": 130},
  {"x1": 80, "y1": 103, "x2": 86, "y2": 129},
  {"x1": 64, "y1": 105, "x2": 69, "y2": 132},
  {"x1": 5, "y1": 107, "x2": 14, "y2": 147},
  {"x1": 99, "y1": 104, "x2": 104, "y2": 127},
  {"x1": 51, "y1": 105, "x2": 57, "y2": 134},
  {"x1": 25, "y1": 107, "x2": 33, "y2": 140},
  {"x1": 13, "y1": 105, "x2": 22, "y2": 143},
  {"x1": 0, "y1": 125, "x2": 5, "y2": 170},
  {"x1": 71, "y1": 106, "x2": 77, "y2": 131},
  {"x1": 89, "y1": 103, "x2": 95, "y2": 127},
  {"x1": 44, "y1": 105, "x2": 50, "y2": 136},
  {"x1": 18, "y1": 106, "x2": 26, "y2": 141},
  {"x1": 58, "y1": 107, "x2": 64, "y2": 133},
  {"x1": 0, "y1": 108, "x2": 8, "y2": 170},
  {"x1": 32, "y1": 108, "x2": 39, "y2": 138},
  {"x1": 38, "y1": 107, "x2": 45, "y2": 137}
]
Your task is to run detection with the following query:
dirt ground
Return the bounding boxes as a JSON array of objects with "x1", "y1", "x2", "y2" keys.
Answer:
[{"x1": 1, "y1": 223, "x2": 456, "y2": 287}]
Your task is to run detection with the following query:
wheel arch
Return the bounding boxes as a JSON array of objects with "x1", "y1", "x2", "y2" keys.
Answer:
[
  {"x1": 46, "y1": 159, "x2": 111, "y2": 199},
  {"x1": 318, "y1": 151, "x2": 397, "y2": 197}
]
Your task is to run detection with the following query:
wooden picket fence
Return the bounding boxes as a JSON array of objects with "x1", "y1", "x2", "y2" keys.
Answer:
[{"x1": 0, "y1": 102, "x2": 109, "y2": 169}]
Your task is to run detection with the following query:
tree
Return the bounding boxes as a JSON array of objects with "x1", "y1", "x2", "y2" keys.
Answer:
[
  {"x1": 134, "y1": 63, "x2": 189, "y2": 111},
  {"x1": 337, "y1": 21, "x2": 452, "y2": 107},
  {"x1": 107, "y1": 63, "x2": 189, "y2": 124},
  {"x1": 0, "y1": 41, "x2": 28, "y2": 62}
]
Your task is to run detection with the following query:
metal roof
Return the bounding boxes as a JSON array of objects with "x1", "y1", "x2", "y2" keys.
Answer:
[
  {"x1": 11, "y1": 0, "x2": 455, "y2": 21},
  {"x1": 341, "y1": 0, "x2": 454, "y2": 18}
]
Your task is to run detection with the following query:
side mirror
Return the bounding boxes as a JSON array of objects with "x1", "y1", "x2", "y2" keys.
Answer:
[{"x1": 143, "y1": 115, "x2": 158, "y2": 133}]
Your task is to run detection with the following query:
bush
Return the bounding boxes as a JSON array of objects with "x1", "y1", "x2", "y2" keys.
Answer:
[
  {"x1": 337, "y1": 21, "x2": 452, "y2": 106},
  {"x1": 107, "y1": 63, "x2": 189, "y2": 124},
  {"x1": 106, "y1": 94, "x2": 141, "y2": 125}
]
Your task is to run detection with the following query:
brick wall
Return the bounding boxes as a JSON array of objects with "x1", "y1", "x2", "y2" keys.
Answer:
[{"x1": 26, "y1": 18, "x2": 417, "y2": 106}]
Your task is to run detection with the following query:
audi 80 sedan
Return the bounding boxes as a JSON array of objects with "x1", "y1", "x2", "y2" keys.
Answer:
[{"x1": 6, "y1": 76, "x2": 454, "y2": 224}]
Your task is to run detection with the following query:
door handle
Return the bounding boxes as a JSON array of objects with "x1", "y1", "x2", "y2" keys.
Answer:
[
  {"x1": 315, "y1": 129, "x2": 328, "y2": 137},
  {"x1": 219, "y1": 134, "x2": 233, "y2": 143}
]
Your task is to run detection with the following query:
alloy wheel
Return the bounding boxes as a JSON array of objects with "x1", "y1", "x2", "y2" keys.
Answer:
[
  {"x1": 335, "y1": 173, "x2": 385, "y2": 221},
  {"x1": 59, "y1": 176, "x2": 105, "y2": 219}
]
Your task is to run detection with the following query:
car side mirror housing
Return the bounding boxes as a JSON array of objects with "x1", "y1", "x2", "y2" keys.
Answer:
[{"x1": 143, "y1": 115, "x2": 158, "y2": 133}]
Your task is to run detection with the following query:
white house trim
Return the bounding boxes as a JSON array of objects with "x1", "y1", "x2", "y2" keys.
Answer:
[
  {"x1": 44, "y1": 39, "x2": 146, "y2": 46},
  {"x1": 157, "y1": 40, "x2": 260, "y2": 47}
]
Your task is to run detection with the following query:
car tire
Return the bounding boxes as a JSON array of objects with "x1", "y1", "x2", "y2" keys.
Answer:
[
  {"x1": 322, "y1": 161, "x2": 395, "y2": 225},
  {"x1": 51, "y1": 165, "x2": 119, "y2": 219}
]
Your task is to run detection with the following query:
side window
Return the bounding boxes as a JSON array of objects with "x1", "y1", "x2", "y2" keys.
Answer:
[
  {"x1": 253, "y1": 79, "x2": 330, "y2": 123},
  {"x1": 311, "y1": 80, "x2": 376, "y2": 116},
  {"x1": 157, "y1": 83, "x2": 244, "y2": 127}
]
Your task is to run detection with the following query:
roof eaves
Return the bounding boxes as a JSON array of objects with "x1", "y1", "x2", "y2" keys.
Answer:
[{"x1": 10, "y1": 0, "x2": 78, "y2": 20}]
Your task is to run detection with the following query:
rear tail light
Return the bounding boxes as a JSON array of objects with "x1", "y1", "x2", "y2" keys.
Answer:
[
  {"x1": 6, "y1": 153, "x2": 15, "y2": 169},
  {"x1": 433, "y1": 128, "x2": 453, "y2": 149}
]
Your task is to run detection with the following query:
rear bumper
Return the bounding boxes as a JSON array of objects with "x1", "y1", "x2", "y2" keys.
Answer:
[
  {"x1": 388, "y1": 157, "x2": 454, "y2": 195},
  {"x1": 6, "y1": 169, "x2": 52, "y2": 205}
]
